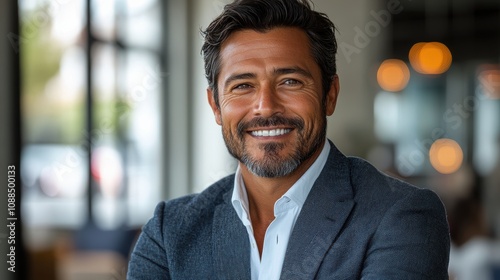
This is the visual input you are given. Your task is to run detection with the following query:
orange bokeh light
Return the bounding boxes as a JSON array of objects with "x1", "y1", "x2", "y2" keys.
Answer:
[
  {"x1": 409, "y1": 42, "x2": 452, "y2": 75},
  {"x1": 478, "y1": 65, "x2": 500, "y2": 99},
  {"x1": 429, "y1": 138, "x2": 463, "y2": 174},
  {"x1": 377, "y1": 59, "x2": 410, "y2": 92}
]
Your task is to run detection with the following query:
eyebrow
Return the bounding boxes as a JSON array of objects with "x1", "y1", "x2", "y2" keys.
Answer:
[
  {"x1": 273, "y1": 67, "x2": 313, "y2": 79},
  {"x1": 223, "y1": 73, "x2": 256, "y2": 90}
]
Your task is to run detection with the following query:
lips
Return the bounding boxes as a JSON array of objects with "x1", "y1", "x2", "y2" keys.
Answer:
[{"x1": 250, "y1": 128, "x2": 292, "y2": 137}]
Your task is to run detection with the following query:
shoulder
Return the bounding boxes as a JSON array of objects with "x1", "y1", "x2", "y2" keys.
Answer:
[
  {"x1": 145, "y1": 174, "x2": 235, "y2": 237},
  {"x1": 324, "y1": 142, "x2": 442, "y2": 209},
  {"x1": 343, "y1": 157, "x2": 450, "y2": 278},
  {"x1": 169, "y1": 174, "x2": 234, "y2": 215},
  {"x1": 346, "y1": 156, "x2": 444, "y2": 212}
]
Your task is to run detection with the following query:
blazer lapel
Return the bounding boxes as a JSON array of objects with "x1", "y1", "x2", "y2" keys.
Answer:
[
  {"x1": 212, "y1": 190, "x2": 251, "y2": 280},
  {"x1": 280, "y1": 142, "x2": 355, "y2": 279}
]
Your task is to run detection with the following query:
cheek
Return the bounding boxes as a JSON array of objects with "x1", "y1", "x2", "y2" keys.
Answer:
[
  {"x1": 220, "y1": 98, "x2": 250, "y2": 121},
  {"x1": 283, "y1": 88, "x2": 323, "y2": 110},
  {"x1": 288, "y1": 104, "x2": 324, "y2": 134},
  {"x1": 219, "y1": 107, "x2": 245, "y2": 132},
  {"x1": 288, "y1": 99, "x2": 322, "y2": 119}
]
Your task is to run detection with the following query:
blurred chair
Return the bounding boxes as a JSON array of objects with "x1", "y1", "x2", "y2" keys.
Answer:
[{"x1": 55, "y1": 222, "x2": 139, "y2": 280}]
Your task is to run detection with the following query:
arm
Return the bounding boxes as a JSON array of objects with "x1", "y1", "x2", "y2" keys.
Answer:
[
  {"x1": 361, "y1": 189, "x2": 450, "y2": 279},
  {"x1": 128, "y1": 202, "x2": 171, "y2": 280}
]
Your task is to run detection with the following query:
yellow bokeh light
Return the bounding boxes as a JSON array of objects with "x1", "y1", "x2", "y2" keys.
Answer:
[
  {"x1": 409, "y1": 42, "x2": 452, "y2": 75},
  {"x1": 429, "y1": 138, "x2": 463, "y2": 174},
  {"x1": 377, "y1": 59, "x2": 410, "y2": 92}
]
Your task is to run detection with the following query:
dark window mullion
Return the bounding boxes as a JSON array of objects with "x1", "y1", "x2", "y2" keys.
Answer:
[{"x1": 86, "y1": 0, "x2": 94, "y2": 223}]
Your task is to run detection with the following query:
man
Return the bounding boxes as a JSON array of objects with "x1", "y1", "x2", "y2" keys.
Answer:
[{"x1": 128, "y1": 0, "x2": 450, "y2": 279}]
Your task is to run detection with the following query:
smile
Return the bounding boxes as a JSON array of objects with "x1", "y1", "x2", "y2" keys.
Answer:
[{"x1": 250, "y1": 128, "x2": 292, "y2": 137}]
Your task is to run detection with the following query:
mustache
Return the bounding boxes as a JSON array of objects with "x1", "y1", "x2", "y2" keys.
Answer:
[{"x1": 236, "y1": 116, "x2": 304, "y2": 138}]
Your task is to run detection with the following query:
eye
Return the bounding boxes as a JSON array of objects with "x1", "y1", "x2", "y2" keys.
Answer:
[
  {"x1": 234, "y1": 83, "x2": 251, "y2": 89},
  {"x1": 282, "y1": 79, "x2": 302, "y2": 86},
  {"x1": 231, "y1": 83, "x2": 253, "y2": 92}
]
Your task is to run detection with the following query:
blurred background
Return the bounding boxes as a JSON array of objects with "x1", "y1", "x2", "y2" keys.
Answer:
[{"x1": 0, "y1": 0, "x2": 499, "y2": 279}]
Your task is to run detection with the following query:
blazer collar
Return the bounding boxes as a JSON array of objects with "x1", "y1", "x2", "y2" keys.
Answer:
[{"x1": 280, "y1": 141, "x2": 355, "y2": 279}]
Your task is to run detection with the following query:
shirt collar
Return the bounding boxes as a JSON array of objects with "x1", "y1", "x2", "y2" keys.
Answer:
[
  {"x1": 231, "y1": 140, "x2": 330, "y2": 220},
  {"x1": 283, "y1": 140, "x2": 330, "y2": 207},
  {"x1": 231, "y1": 169, "x2": 251, "y2": 225}
]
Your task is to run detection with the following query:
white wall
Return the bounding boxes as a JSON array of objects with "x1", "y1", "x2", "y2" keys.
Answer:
[
  {"x1": 190, "y1": 0, "x2": 236, "y2": 193},
  {"x1": 316, "y1": 0, "x2": 386, "y2": 155}
]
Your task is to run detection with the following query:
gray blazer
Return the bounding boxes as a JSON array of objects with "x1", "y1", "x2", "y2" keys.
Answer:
[{"x1": 128, "y1": 142, "x2": 450, "y2": 279}]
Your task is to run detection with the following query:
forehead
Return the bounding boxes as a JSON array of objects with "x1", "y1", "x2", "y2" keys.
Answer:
[
  {"x1": 221, "y1": 27, "x2": 311, "y2": 51},
  {"x1": 218, "y1": 27, "x2": 317, "y2": 78}
]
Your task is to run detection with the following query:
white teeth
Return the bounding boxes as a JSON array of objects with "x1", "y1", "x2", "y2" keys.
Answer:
[{"x1": 251, "y1": 129, "x2": 291, "y2": 137}]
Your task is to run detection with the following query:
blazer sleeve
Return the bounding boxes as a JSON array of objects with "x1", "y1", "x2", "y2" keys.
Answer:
[
  {"x1": 128, "y1": 202, "x2": 171, "y2": 280},
  {"x1": 361, "y1": 189, "x2": 450, "y2": 280}
]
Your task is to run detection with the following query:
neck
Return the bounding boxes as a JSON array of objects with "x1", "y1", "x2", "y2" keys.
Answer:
[{"x1": 240, "y1": 140, "x2": 325, "y2": 220}]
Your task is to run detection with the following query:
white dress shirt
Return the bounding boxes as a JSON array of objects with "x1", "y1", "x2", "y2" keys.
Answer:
[{"x1": 231, "y1": 140, "x2": 330, "y2": 280}]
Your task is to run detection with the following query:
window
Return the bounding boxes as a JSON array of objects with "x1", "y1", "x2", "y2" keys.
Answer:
[{"x1": 20, "y1": 0, "x2": 164, "y2": 229}]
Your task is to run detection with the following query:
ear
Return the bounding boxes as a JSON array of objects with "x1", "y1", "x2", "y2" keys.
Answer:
[
  {"x1": 207, "y1": 87, "x2": 222, "y2": 125},
  {"x1": 326, "y1": 75, "x2": 340, "y2": 116}
]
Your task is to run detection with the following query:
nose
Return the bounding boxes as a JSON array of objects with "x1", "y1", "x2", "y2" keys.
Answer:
[{"x1": 253, "y1": 83, "x2": 285, "y2": 117}]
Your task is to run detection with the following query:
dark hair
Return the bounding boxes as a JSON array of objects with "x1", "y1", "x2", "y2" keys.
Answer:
[{"x1": 201, "y1": 0, "x2": 337, "y2": 107}]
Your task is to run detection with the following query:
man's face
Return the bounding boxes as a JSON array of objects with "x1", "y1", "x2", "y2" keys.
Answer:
[{"x1": 208, "y1": 27, "x2": 339, "y2": 178}]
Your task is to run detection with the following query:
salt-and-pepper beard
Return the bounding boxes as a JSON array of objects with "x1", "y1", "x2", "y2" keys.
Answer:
[{"x1": 221, "y1": 115, "x2": 326, "y2": 178}]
